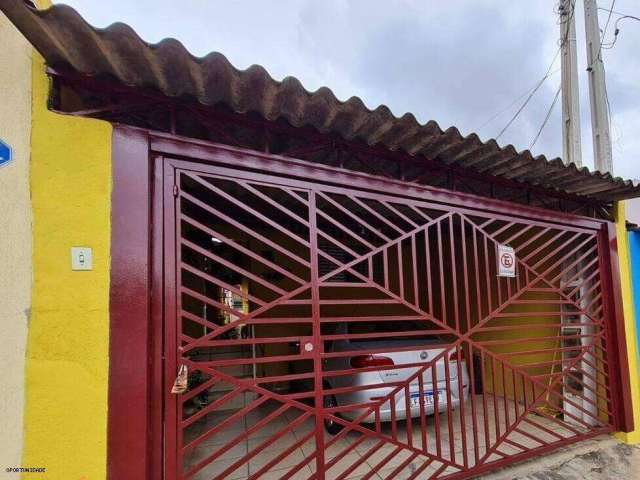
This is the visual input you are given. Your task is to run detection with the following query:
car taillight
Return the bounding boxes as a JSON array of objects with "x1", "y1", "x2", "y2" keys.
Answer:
[
  {"x1": 350, "y1": 355, "x2": 394, "y2": 368},
  {"x1": 449, "y1": 350, "x2": 466, "y2": 361}
]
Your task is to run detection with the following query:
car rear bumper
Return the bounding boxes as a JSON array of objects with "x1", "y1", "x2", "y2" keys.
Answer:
[{"x1": 339, "y1": 385, "x2": 469, "y2": 423}]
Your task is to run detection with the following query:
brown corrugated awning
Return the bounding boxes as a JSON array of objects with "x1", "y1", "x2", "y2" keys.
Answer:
[{"x1": 1, "y1": 0, "x2": 638, "y2": 202}]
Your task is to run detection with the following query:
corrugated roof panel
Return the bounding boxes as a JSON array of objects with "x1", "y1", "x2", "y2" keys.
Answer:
[{"x1": 1, "y1": 0, "x2": 638, "y2": 201}]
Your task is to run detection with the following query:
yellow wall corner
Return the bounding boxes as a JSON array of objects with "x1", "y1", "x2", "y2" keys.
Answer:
[
  {"x1": 613, "y1": 201, "x2": 640, "y2": 444},
  {"x1": 21, "y1": 45, "x2": 113, "y2": 479}
]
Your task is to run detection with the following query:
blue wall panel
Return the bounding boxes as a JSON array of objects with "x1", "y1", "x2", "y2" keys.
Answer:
[{"x1": 630, "y1": 231, "x2": 640, "y2": 339}]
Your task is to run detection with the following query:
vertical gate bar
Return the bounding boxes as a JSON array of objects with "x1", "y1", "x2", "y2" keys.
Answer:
[
  {"x1": 398, "y1": 242, "x2": 405, "y2": 299},
  {"x1": 512, "y1": 369, "x2": 518, "y2": 420},
  {"x1": 308, "y1": 191, "x2": 326, "y2": 479},
  {"x1": 443, "y1": 353, "x2": 456, "y2": 464},
  {"x1": 483, "y1": 235, "x2": 492, "y2": 317},
  {"x1": 432, "y1": 363, "x2": 442, "y2": 458},
  {"x1": 491, "y1": 356, "x2": 501, "y2": 439},
  {"x1": 468, "y1": 344, "x2": 480, "y2": 466},
  {"x1": 375, "y1": 407, "x2": 381, "y2": 434},
  {"x1": 368, "y1": 256, "x2": 373, "y2": 281},
  {"x1": 164, "y1": 166, "x2": 179, "y2": 479},
  {"x1": 472, "y1": 225, "x2": 482, "y2": 324},
  {"x1": 411, "y1": 235, "x2": 419, "y2": 306},
  {"x1": 480, "y1": 350, "x2": 491, "y2": 455},
  {"x1": 502, "y1": 363, "x2": 510, "y2": 430},
  {"x1": 175, "y1": 183, "x2": 185, "y2": 478},
  {"x1": 456, "y1": 344, "x2": 469, "y2": 469},
  {"x1": 390, "y1": 393, "x2": 398, "y2": 441},
  {"x1": 449, "y1": 216, "x2": 460, "y2": 333},
  {"x1": 437, "y1": 222, "x2": 448, "y2": 327},
  {"x1": 425, "y1": 228, "x2": 433, "y2": 315},
  {"x1": 461, "y1": 218, "x2": 471, "y2": 334},
  {"x1": 459, "y1": 217, "x2": 478, "y2": 464},
  {"x1": 404, "y1": 385, "x2": 413, "y2": 448},
  {"x1": 383, "y1": 248, "x2": 389, "y2": 290},
  {"x1": 418, "y1": 374, "x2": 428, "y2": 452},
  {"x1": 150, "y1": 156, "x2": 165, "y2": 480}
]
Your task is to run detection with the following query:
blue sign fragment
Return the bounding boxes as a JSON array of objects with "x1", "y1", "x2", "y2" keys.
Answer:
[{"x1": 0, "y1": 138, "x2": 12, "y2": 167}]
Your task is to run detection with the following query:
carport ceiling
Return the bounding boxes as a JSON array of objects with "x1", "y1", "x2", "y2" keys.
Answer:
[{"x1": 2, "y1": 0, "x2": 639, "y2": 203}]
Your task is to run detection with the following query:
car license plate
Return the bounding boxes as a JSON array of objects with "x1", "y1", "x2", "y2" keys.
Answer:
[{"x1": 410, "y1": 390, "x2": 441, "y2": 407}]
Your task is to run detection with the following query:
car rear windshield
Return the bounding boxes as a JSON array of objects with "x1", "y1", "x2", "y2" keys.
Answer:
[{"x1": 347, "y1": 321, "x2": 441, "y2": 342}]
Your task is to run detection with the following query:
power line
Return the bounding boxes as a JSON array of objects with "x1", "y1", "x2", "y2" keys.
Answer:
[
  {"x1": 597, "y1": 6, "x2": 629, "y2": 17},
  {"x1": 477, "y1": 69, "x2": 560, "y2": 131},
  {"x1": 494, "y1": 0, "x2": 575, "y2": 141},
  {"x1": 601, "y1": 1, "x2": 616, "y2": 36},
  {"x1": 494, "y1": 66, "x2": 558, "y2": 141},
  {"x1": 594, "y1": 0, "x2": 616, "y2": 64},
  {"x1": 593, "y1": 10, "x2": 639, "y2": 157},
  {"x1": 529, "y1": 84, "x2": 562, "y2": 150},
  {"x1": 602, "y1": 14, "x2": 640, "y2": 50},
  {"x1": 602, "y1": 62, "x2": 616, "y2": 154}
]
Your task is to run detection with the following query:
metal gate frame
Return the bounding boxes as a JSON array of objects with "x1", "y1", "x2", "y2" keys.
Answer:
[{"x1": 107, "y1": 126, "x2": 634, "y2": 480}]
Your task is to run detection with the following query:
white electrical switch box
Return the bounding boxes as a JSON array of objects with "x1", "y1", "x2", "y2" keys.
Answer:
[{"x1": 71, "y1": 246, "x2": 93, "y2": 271}]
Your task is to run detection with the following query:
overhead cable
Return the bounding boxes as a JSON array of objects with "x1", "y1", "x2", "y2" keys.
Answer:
[{"x1": 493, "y1": 0, "x2": 575, "y2": 141}]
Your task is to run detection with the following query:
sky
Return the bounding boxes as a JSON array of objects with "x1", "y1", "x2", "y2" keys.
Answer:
[{"x1": 55, "y1": 0, "x2": 640, "y2": 180}]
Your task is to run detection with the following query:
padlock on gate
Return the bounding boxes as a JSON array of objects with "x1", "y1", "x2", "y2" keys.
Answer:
[{"x1": 171, "y1": 364, "x2": 189, "y2": 394}]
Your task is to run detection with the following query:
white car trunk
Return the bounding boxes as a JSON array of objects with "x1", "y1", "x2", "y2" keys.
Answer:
[
  {"x1": 378, "y1": 347, "x2": 458, "y2": 385},
  {"x1": 341, "y1": 340, "x2": 460, "y2": 386}
]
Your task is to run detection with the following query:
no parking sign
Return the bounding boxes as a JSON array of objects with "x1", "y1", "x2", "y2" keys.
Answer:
[{"x1": 497, "y1": 244, "x2": 516, "y2": 277}]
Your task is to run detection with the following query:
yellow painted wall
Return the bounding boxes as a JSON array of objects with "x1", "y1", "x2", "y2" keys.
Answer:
[
  {"x1": 20, "y1": 20, "x2": 113, "y2": 480},
  {"x1": 614, "y1": 201, "x2": 640, "y2": 444},
  {"x1": 0, "y1": 13, "x2": 33, "y2": 479}
]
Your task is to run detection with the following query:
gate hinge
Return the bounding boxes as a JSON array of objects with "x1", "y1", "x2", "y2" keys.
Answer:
[{"x1": 173, "y1": 184, "x2": 179, "y2": 197}]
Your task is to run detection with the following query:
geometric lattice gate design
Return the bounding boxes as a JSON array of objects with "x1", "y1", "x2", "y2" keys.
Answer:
[{"x1": 163, "y1": 159, "x2": 618, "y2": 480}]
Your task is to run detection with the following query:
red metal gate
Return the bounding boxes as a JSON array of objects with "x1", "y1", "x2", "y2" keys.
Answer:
[{"x1": 160, "y1": 148, "x2": 623, "y2": 480}]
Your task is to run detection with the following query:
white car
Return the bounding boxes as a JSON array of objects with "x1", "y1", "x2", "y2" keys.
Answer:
[{"x1": 323, "y1": 322, "x2": 470, "y2": 434}]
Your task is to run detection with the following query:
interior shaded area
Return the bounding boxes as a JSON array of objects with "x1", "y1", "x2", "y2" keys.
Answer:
[
  {"x1": 50, "y1": 73, "x2": 618, "y2": 221},
  {"x1": 172, "y1": 167, "x2": 613, "y2": 480}
]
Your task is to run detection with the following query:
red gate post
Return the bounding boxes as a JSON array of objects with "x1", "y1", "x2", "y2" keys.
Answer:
[
  {"x1": 109, "y1": 127, "x2": 158, "y2": 480},
  {"x1": 600, "y1": 222, "x2": 635, "y2": 432}
]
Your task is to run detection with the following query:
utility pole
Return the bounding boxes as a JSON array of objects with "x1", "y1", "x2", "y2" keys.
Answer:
[
  {"x1": 583, "y1": 0, "x2": 613, "y2": 173},
  {"x1": 560, "y1": 0, "x2": 583, "y2": 167}
]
